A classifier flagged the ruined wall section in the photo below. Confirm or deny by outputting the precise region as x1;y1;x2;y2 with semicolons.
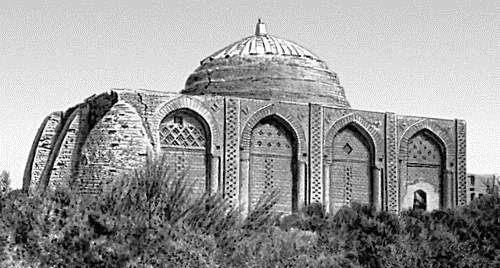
77;100;151;194
47;109;81;190
22;112;63;193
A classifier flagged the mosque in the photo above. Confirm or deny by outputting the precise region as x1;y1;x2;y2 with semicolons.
23;20;467;214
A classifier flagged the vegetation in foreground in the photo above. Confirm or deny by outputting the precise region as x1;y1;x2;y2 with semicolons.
0;159;499;268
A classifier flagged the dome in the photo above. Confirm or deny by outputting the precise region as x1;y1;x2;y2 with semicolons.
183;19;350;107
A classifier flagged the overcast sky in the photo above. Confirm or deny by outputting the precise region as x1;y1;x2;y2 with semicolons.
1;0;499;188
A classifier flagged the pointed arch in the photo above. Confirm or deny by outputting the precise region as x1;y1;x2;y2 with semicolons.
154;96;220;155
399;119;454;166
399;119;454;210
324;113;383;161
240;104;307;157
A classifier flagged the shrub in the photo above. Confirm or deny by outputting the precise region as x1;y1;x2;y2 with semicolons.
1;159;499;267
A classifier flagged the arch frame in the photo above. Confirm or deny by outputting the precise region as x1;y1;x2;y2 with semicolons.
153;95;221;156
398;119;455;167
323;113;383;212
398;119;456;210
324;113;384;164
240;103;307;161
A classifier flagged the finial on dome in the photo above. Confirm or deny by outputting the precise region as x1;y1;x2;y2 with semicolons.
255;18;267;36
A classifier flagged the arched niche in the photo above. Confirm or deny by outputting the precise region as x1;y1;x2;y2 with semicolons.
328;123;377;213
247;115;298;213
401;129;445;211
239;104;307;215
159;109;212;197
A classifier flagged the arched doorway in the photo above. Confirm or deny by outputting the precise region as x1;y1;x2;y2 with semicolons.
330;125;374;211
159;109;210;197
248;116;298;213
405;130;444;210
413;190;427;210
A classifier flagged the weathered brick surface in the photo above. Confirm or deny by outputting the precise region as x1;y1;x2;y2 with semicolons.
48;109;81;189
25;87;466;216
27;112;63;193
78;101;151;194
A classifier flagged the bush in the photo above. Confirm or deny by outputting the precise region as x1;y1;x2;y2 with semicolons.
1;159;499;267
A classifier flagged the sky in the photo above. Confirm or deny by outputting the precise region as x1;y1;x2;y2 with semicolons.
0;0;498;189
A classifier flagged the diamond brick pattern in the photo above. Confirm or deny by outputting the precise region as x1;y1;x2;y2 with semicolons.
250;119;295;213
309;104;323;204
224;99;240;208
160;115;206;148
456;120;467;206
385;113;399;213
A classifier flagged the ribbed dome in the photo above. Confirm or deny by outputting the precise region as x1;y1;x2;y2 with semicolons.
183;20;350;107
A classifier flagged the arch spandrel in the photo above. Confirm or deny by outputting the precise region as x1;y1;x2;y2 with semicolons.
153;95;221;156
324;113;384;163
240;104;307;160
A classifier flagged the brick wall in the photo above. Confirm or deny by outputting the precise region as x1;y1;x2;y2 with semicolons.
249;118;296;213
160;110;209;198
330;126;372;212
402;131;443;210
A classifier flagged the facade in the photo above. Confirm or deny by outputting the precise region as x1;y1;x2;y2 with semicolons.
23;20;467;214
466;174;498;203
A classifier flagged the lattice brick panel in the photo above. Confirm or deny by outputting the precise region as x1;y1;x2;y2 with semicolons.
309;104;323;203
344;166;352;205
456;120;467;206
224;99;240;208
385;113;398;213
160;113;206;148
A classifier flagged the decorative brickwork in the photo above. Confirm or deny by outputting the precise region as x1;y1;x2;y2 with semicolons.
399;119;454;210
224;98;240;208
263;158;275;192
154;96;220;155
309;104;323;204
160;113;207;148
344;166;352;204
385;113;398;213
399;120;455;163
456;120;467;206
330;127;372;208
241;103;307;157
160;110;209;197
404;131;444;210
324;113;383;160
249;118;295;213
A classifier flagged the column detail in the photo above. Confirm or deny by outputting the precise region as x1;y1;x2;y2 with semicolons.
224;98;240;209
455;119;467;206
385;112;399;213
309;104;323;204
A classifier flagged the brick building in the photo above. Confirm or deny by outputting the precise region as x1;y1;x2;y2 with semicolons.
23;20;467;214
466;174;499;203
